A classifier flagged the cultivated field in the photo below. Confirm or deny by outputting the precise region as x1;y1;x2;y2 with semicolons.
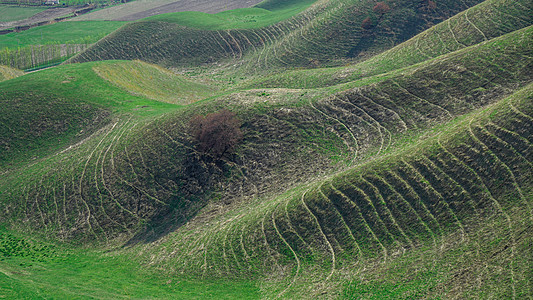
73;0;264;21
0;21;125;70
0;6;81;30
0;5;45;23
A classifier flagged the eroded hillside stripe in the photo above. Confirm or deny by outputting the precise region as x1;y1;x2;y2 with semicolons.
438;137;517;299
364;174;419;248
101;119;137;219
301;189;336;280
284;194;315;255
337;95;387;155
362;174;414;250
272;203;300;299
357;90;408;132
321;182;362;255
447;19;467;47
309;97;358;164
93;121;130;238
334;181;387;259
465;9;488;41
357;176;398;249
486;122;533;162
469;120;532;219
408;157;466;241
79;121;118;239
384;170;438;246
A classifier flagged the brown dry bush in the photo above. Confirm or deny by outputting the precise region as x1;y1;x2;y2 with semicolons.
190;109;243;158
373;2;391;15
361;17;373;30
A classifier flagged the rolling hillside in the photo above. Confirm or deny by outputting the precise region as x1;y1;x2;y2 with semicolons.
0;0;532;298
70;0;484;69
251;0;532;88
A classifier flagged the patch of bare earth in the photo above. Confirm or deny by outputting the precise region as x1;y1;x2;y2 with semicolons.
0;6;82;30
72;0;263;21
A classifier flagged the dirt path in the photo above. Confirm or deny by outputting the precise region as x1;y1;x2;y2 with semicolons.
72;0;263;21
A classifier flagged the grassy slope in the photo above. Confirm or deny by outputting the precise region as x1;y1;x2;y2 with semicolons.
0;1;532;299
251;0;533;89
134;83;532;298
0;65;23;81
0;229;260;299
0;5;45;22
0;61;179;171
142;0;316;30
70;0;483;69
2;82;531;298
0;21;126;49
93;60;219;105
2;19;531;242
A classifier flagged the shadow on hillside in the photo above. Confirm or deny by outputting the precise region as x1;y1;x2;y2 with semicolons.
122;153;232;246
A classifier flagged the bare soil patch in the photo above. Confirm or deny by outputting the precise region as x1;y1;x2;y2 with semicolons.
72;0;263;21
0;6;81;30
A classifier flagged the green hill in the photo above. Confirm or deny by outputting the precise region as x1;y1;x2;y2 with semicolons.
251;0;533;88
129;82;533;298
93;60;219;105
3;21;531;246
142;0;317;30
70;0;484;69
0;0;532;298
0;61;188;171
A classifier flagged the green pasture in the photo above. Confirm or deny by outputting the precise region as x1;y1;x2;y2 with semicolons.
0;229;260;299
0;5;45;22
0;21;126;49
142;0;316;30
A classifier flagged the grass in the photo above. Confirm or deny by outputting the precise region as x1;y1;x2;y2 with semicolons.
0;0;532;298
93;60;219;105
0;229;260;299
0;21;126;49
0;5;45;22
0;65;23;81
143;0;317;30
0;61;179;171
250;0;533;89
0;19;126;70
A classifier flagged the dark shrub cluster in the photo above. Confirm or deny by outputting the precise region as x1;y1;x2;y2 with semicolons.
190;109;243;158
373;2;391;15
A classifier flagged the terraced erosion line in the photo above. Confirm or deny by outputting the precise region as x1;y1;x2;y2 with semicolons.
322;182;364;255
260;204;283;271
470;122;532;221
437;136;517;299
272;201;300;299
405;158;466;242
79;121;119;239
103;119;137;219
308;97;358;165
300;189;336;281
335;95;386;156
336;180;389;259
360;175;414;250
464;9;488;41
